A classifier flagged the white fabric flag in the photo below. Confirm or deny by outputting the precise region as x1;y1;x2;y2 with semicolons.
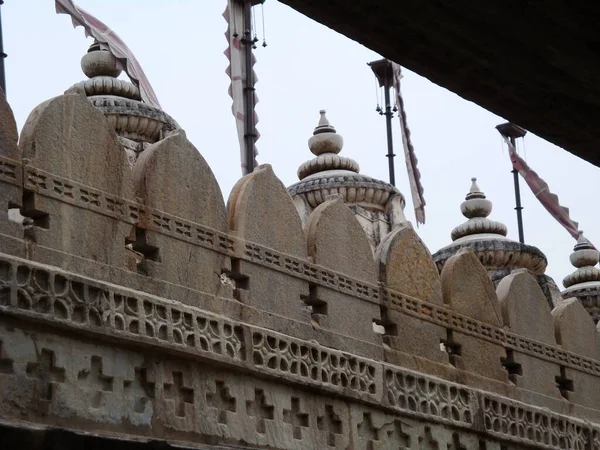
391;62;426;225
223;0;260;175
56;0;161;108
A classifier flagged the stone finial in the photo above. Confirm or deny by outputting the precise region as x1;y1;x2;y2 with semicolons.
563;231;600;288
65;42;179;163
434;176;548;288
451;177;507;241
298;110;359;180
71;42;141;101
81;42;122;79
287;110;405;252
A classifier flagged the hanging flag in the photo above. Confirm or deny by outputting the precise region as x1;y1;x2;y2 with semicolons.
55;0;161;108
391;62;426;225
223;0;260;175
502;135;579;239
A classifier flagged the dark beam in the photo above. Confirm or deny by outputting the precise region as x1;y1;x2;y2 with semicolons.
279;0;600;167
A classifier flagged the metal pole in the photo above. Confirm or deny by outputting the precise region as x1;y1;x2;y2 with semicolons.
0;0;6;95
383;82;396;186
369;59;396;187
511;135;525;243
242;0;256;174
496;122;527;244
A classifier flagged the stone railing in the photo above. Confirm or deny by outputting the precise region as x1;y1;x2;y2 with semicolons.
1;92;600;449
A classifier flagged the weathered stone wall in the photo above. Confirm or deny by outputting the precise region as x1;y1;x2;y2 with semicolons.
1;92;600;449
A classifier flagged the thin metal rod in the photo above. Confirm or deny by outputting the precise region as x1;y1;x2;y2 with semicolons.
0;1;6;95
383;82;396;186
511;135;525;243
242;0;256;174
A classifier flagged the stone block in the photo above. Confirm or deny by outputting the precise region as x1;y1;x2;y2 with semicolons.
375;224;448;368
18;94;132;274
441;248;508;382
0;89;25;256
553;298;600;408
132;131;231;304
227;164;310;324
305;196;382;349
497;270;561;398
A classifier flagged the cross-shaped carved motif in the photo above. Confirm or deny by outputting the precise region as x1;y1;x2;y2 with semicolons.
77;355;114;408
20;191;50;241
124;366;155;413
26;348;65;401
246;388;274;434
283;397;309;440
384;420;411;448
301;283;327;324
229;259;249;301
164;371;194;417
317;404;343;447
555;366;574;400
501;349;523;385
357;412;379;445
449;432;467;450
0;340;13;374
418;426;440;450
441;330;462;366
126;227;160;274
206;380;236;424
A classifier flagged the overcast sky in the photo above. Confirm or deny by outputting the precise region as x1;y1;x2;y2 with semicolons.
6;1;599;287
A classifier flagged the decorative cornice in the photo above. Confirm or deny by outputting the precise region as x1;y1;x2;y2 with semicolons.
89;97;179;143
433;239;548;275
288;174;401;209
68;77;141;101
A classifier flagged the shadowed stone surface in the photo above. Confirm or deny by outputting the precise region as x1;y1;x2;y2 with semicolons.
441;248;507;383
497;271;561;398
305;196;381;349
553;298;600;408
18;94;132;273
133;131;230;304
228;164;310;323
0;88;24;256
376;224;448;368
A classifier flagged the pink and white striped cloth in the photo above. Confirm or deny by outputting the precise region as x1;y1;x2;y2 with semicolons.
56;0;161;109
502;135;580;240
391;62;426;225
223;0;260;175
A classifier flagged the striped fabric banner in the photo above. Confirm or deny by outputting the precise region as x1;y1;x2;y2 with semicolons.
223;0;260;175
56;0;161;108
391;62;426;225
502;135;579;239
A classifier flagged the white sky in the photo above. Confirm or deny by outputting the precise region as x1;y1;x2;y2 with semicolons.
6;0;600;287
